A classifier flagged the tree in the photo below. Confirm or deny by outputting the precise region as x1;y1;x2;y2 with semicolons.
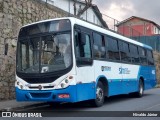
73;0;93;17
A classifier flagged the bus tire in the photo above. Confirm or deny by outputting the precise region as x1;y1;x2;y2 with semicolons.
134;80;144;98
91;81;104;107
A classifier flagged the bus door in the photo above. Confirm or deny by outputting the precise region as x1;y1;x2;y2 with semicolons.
74;26;95;102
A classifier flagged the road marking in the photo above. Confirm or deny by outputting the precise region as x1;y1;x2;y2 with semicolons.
143;103;160;110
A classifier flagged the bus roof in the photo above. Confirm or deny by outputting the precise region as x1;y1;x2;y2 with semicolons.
22;17;152;50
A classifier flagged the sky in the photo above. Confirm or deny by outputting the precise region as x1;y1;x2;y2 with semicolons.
93;0;160;29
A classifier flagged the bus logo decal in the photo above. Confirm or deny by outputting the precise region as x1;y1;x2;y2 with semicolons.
119;67;130;74
101;66;111;71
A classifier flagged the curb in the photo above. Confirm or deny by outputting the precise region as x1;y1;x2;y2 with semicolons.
0;102;47;111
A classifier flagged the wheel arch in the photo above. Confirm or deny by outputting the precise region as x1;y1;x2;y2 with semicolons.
96;75;109;97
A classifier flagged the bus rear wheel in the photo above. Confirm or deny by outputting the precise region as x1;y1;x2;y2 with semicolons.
91;81;104;107
134;80;144;98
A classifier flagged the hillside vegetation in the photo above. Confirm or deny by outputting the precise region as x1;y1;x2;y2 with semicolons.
154;52;160;86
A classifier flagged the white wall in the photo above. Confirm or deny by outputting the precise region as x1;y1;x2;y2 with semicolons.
42;0;103;27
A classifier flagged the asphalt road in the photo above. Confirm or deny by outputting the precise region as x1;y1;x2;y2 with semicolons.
2;88;160;120
16;88;160;111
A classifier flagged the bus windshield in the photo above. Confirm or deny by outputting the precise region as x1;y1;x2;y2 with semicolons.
16;19;72;74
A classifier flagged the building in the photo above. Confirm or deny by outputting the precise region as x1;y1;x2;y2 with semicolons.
43;0;108;28
116;16;160;52
116;16;160;37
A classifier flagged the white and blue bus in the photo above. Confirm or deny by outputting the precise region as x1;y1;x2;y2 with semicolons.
15;17;157;107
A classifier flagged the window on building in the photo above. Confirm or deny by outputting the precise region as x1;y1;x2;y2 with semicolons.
97;19;99;25
106;36;120;61
93;15;95;23
119;41;131;62
93;32;105;59
155;27;157;34
129;44;140;64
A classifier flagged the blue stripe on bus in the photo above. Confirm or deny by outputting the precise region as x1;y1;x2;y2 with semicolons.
16;85;77;102
76;82;95;101
96;66;156;97
137;66;157;90
16;66;156;102
16;83;96;102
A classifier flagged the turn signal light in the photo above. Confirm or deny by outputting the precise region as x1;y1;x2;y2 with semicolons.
17;81;19;85
20;85;23;89
69;76;73;79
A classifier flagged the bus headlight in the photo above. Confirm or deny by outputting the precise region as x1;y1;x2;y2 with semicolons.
56;76;73;89
15;80;24;90
61;83;65;88
17;81;20;85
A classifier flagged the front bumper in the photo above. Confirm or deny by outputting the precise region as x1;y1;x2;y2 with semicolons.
15;85;77;103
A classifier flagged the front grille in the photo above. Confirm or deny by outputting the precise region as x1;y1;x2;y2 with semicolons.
28;86;54;89
30;92;51;98
29;86;39;89
43;86;54;89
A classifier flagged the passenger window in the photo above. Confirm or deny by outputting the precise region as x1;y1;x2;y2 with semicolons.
147;50;154;65
138;47;147;65
93;33;106;59
129;44;140;64
75;31;80;57
75;31;91;58
106;36;120;61
119;41;131;62
84;35;91;58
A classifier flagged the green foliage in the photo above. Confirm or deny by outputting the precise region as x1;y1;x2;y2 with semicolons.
158;55;160;64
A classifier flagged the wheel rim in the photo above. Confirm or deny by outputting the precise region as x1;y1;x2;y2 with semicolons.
96;87;104;102
140;84;143;95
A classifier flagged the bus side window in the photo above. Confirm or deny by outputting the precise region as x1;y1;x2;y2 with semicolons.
106;36;120;61
93;32;105;59
119;41;131;62
75;31;80;57
75;31;91;58
147;50;154;65
138;47;147;65
83;34;91;58
129;44;140;64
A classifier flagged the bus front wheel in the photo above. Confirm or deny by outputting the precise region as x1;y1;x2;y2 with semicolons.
91;81;104;107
